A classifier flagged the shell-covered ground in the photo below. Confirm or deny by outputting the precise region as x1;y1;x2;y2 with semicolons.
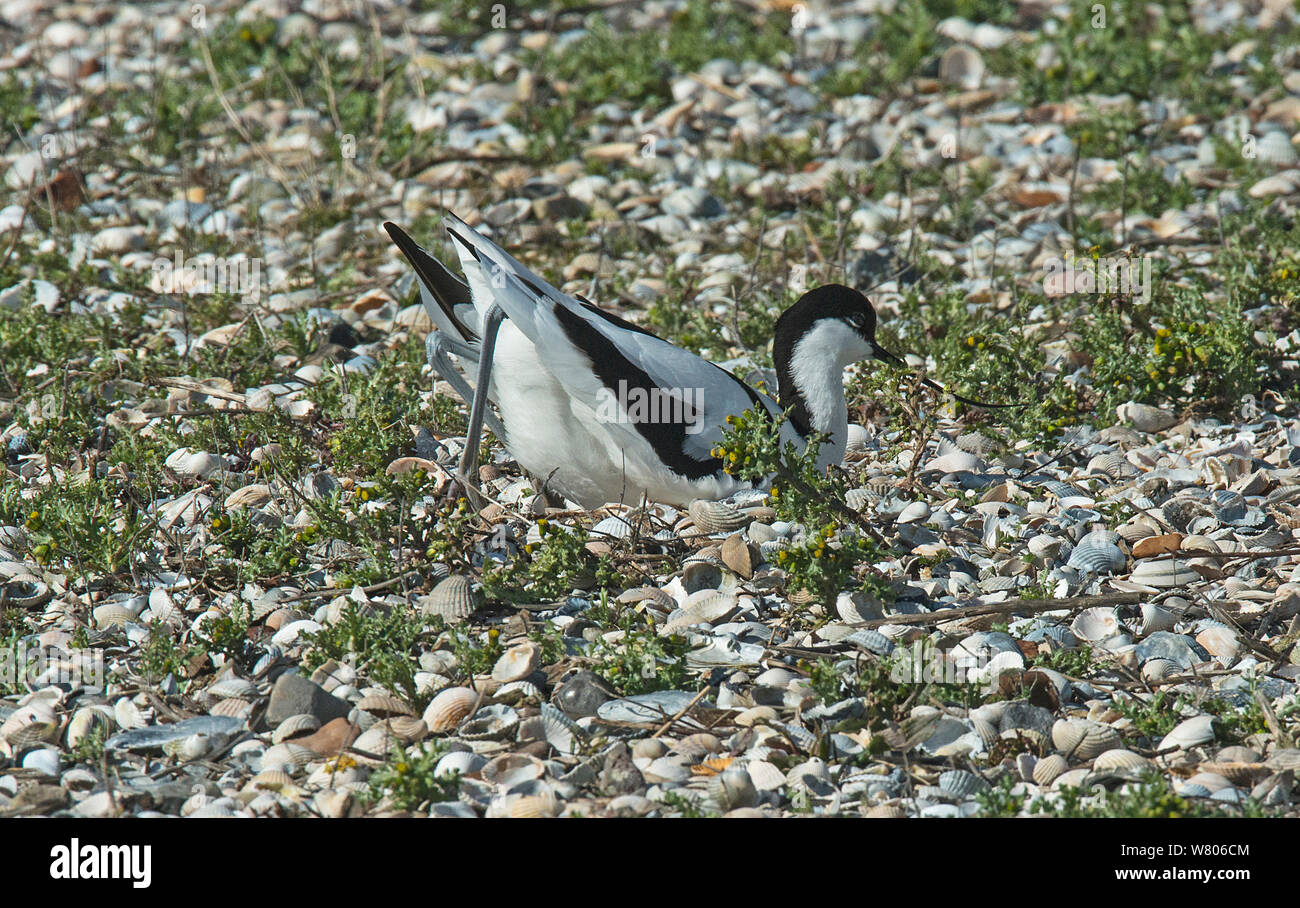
2;0;1300;818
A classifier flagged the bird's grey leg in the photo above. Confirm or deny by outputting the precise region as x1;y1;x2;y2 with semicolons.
457;304;505;502
425;330;506;440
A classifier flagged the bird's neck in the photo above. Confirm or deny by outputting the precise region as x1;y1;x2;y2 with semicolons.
775;321;851;465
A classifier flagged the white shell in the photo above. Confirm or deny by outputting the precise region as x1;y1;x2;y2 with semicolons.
423;686;479;733
1051;718;1121;760
491;642;542;683
1159;715;1216;751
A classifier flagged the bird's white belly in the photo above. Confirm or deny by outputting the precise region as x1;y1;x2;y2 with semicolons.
489;328;624;506
488;328;750;508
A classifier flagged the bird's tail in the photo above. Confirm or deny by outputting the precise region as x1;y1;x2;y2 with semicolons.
383;221;478;344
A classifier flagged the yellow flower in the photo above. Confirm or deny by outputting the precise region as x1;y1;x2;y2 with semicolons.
1156;327;1170;338
966;335;976;347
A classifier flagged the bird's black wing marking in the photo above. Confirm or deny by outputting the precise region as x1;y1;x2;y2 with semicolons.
552;303;724;481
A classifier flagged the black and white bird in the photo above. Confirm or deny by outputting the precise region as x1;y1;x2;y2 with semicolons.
384;214;992;509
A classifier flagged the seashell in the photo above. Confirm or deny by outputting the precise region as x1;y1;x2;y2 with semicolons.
1140;658;1180;682
224;484;273;509
1138;603;1177;636
709;767;759;810
164;447;228;479
1129;559;1200;588
1032;754;1068;786
480;752;544;787
845;488;873;511
1158;715;1216;751
1093;749;1152;774
383;716;429;744
1051;718;1121;760
92;603;138;629
351;725;400;760
251;769;293;791
210;698;253;720
507;792;560;818
423;686;480;733
436;750;486;778
356;693;416;718
590;514;635;539
1087;453;1137;479
539;703;582;755
687;499;752;534
206;678;260;701
458;703;519;741
65;707;114;750
864;803;907;818
421;574;479;624
660;589;740;635
1070;607;1120;642
759;539;789;561
720;532;758;579
1117;521;1157;544
1257;130;1299;166
938;769;989;798
1195;623;1240;664
162;733;214;762
272;713;320;744
844;628;893;655
1027;534;1066;558
494;680;543;704
492;642;542;683
1067;541;1127;574
681;558;738;594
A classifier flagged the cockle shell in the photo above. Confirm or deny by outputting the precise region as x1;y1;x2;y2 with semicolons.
272;714;320;744
938;769;989;798
1093;749;1152;774
1051;718;1121;760
709;767;759;810
356;693;416;718
458;703;518;741
1070;607;1120;642
480;752;545;787
423;686;479;733
1138;603;1177;636
720;532;758;579
164;447;228;479
224;484;273;509
1158;715;1216;751
421;574;479;624
491;642;541;683
660;589;739;636
206;678;260;701
65;707;114;750
1066;541;1127;574
687;499;752;534
1032;754;1068;786
1087;453;1138;479
1140;658;1180;682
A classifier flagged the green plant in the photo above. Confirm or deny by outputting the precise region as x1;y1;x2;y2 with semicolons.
713;406;891;606
366;741;459;811
975;775;1028;817
587;610;691;696
302;603;431;707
